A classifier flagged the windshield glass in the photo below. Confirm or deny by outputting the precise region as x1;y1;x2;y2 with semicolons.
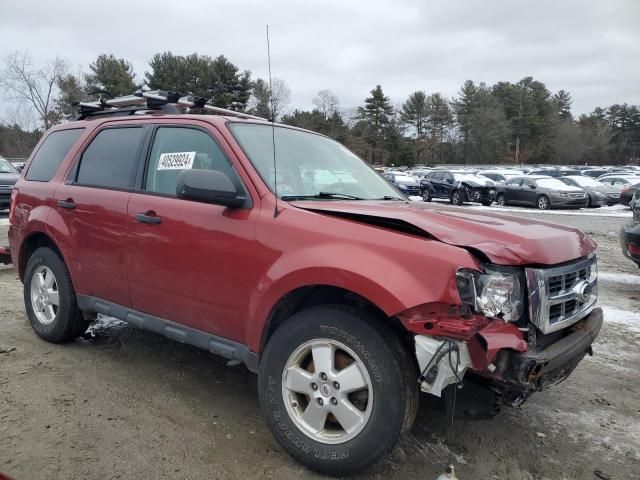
0;158;18;174
570;176;602;187
537;178;572;189
229;123;403;200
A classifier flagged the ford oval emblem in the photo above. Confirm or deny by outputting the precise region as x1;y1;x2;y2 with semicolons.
573;280;593;302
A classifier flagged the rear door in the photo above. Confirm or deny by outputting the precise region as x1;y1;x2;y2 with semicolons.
53;124;147;306
126;123;259;340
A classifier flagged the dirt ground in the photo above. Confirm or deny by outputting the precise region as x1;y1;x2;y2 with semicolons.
1;208;639;480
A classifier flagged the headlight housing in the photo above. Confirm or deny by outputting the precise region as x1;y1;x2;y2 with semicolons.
595;191;606;198
456;268;524;322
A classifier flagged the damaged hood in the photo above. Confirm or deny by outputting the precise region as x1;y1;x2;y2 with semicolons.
290;200;597;266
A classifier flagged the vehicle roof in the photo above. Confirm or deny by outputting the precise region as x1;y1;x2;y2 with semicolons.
49;112;315;135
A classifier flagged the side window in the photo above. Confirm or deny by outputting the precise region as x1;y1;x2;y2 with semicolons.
144;127;237;196
432;172;443;180
522;179;533;188
26;129;84;182
506;178;522;186
76;127;144;189
443;173;453;182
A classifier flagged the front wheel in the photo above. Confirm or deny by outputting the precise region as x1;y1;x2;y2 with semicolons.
496;194;506;206
481;199;493;206
537;195;551;210
258;306;418;476
422;189;432;202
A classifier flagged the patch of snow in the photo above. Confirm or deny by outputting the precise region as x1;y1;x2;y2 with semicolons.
408;195;423;202
598;271;640;285
601;306;640;334
466;204;632;218
85;314;127;336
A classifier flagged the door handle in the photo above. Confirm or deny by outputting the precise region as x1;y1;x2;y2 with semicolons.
135;212;161;224
58;199;76;210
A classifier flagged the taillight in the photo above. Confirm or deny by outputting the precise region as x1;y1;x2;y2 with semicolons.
621;186;630;193
628;243;640;256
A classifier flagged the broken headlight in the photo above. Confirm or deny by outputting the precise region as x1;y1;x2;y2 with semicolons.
456;268;524;321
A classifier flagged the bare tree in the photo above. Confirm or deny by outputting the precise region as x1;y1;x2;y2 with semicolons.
313;89;340;119
1;51;69;129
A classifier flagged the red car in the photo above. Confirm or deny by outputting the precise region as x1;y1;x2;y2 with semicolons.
8;98;602;475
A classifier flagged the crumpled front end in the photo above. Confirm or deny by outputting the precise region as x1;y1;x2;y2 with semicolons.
401;254;602;412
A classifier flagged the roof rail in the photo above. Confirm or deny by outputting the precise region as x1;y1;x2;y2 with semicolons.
75;90;267;121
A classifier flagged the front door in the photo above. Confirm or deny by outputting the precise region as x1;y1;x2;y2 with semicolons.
53;125;146;306
126;124;259;341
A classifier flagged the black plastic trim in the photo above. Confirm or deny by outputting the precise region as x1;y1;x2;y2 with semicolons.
76;295;260;373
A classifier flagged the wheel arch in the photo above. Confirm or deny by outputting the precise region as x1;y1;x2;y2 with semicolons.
18;231;71;285
256;284;415;361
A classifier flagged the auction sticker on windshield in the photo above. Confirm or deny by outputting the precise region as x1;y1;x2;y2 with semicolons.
157;151;196;170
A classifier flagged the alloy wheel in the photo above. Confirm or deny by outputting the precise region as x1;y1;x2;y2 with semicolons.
281;338;373;444
30;265;59;325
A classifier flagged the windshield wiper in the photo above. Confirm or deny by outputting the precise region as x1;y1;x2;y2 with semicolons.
282;192;365;200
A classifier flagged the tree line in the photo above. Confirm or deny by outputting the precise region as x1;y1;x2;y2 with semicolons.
1;50;638;166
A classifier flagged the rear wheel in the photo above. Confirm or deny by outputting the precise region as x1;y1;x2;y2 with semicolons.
496;194;506;206
537;195;551;210
24;247;87;343
258;306;418;476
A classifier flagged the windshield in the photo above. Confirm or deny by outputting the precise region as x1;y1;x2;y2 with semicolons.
0;158;18;174
229;123;403;200
570;176;602;187
537;178;572;189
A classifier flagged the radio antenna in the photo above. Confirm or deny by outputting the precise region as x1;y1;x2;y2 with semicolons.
266;24;280;218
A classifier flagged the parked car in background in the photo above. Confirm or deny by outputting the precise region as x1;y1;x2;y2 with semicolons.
420;169;496;205
620;189;640;268
558;176;620;207
619;182;640;206
496;176;587;210
382;171;421;196
526;168;562;178
0;157;20;210
477;169;523;183
597;175;640;199
582;168;610;178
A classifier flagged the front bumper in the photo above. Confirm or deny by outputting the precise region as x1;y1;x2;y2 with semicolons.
496;308;602;396
466;187;496;204
550;196;588;208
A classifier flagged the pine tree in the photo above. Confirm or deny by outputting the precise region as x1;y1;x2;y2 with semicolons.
85;54;136;97
552;90;573;119
357;85;393;164
400;91;428;163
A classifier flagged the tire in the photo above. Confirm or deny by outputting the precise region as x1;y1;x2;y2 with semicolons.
422;189;432;202
537;195;550;210
496;194;506;207
451;189;464;206
481;199;493;206
24;247;87;343
258;306;418;476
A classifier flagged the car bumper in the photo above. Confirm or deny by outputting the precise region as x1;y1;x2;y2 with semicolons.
620;222;640;266
550;197;587;208
468;188;496;203
480;308;602;405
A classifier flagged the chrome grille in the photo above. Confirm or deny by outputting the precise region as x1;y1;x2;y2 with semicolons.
526;255;598;334
568;193;585;198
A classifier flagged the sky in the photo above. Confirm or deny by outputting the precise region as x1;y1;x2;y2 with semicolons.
0;0;638;120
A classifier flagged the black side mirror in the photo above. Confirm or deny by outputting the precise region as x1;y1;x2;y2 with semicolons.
446;178;453;184
528;184;536;189
176;169;246;208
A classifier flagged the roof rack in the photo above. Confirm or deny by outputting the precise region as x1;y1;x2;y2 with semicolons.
75;90;267;121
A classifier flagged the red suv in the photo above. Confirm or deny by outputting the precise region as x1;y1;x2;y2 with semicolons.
8;99;602;475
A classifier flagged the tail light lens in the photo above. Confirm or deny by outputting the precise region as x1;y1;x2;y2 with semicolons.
628;243;640;256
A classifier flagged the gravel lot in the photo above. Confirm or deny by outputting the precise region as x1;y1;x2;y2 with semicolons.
1;206;639;480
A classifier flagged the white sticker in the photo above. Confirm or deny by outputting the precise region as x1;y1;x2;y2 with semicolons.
157;151;196;170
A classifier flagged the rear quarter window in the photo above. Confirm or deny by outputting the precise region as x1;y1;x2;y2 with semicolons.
25;128;84;182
